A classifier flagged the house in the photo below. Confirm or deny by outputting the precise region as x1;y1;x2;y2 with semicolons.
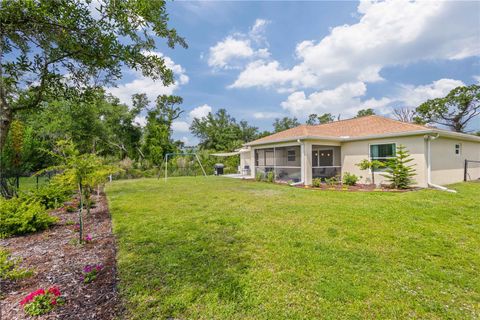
240;115;480;188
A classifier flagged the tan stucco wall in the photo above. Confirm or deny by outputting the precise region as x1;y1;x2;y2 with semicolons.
341;135;428;187
430;138;480;185
248;135;480;186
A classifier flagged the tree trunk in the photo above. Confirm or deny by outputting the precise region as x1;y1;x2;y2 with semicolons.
0;99;12;153
78;182;84;244
0;99;13;198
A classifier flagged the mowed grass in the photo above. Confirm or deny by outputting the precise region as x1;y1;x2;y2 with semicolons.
107;177;480;319
18;175;49;192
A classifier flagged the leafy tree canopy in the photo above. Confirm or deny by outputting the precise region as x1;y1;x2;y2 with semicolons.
306;113;334;125
142;95;184;165
190;109;259;151
355;108;375;118
0;0;186;149
273;117;300;133
415;85;480;132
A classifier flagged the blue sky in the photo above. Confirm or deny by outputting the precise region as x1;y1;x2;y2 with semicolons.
107;0;480;145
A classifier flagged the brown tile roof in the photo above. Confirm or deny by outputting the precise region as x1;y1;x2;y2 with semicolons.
248;115;433;145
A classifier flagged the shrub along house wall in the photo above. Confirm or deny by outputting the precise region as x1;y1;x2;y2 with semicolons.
341;135;428;187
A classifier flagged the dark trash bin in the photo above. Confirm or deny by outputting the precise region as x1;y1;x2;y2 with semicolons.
214;163;224;175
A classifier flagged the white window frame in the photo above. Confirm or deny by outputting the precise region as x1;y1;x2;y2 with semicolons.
287;148;296;162
455;143;461;156
368;142;396;173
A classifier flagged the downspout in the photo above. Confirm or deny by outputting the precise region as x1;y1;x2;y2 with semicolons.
290;139;305;186
425;133;457;193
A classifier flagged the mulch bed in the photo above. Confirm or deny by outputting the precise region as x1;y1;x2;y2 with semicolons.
241;178;417;192
300;183;417;192
0;194;122;319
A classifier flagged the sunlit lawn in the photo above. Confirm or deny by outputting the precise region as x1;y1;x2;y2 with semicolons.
107;177;480;319
18;175;49;192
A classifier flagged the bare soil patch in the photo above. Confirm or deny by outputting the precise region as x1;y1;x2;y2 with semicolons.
0;194;122;319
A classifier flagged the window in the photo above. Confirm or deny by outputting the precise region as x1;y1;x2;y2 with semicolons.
370;143;396;168
455;144;461;155
287;149;296;162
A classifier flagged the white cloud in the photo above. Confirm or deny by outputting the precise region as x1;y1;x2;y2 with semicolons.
208;37;255;69
207;19;270;69
249;19;270;44
169;104;213;137
252;111;283;119
279;78;464;118
189;104;212;120
281;82;367;116
398;78;465;107
134;116;147;127
231;0;479;90
106;52;188;106
229;60;314;91
473;75;480;84
171;121;190;133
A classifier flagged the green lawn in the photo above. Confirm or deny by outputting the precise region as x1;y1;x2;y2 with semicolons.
107;178;480;319
18;175;49;192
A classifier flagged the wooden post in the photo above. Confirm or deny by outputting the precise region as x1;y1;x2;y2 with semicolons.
464;159;468;182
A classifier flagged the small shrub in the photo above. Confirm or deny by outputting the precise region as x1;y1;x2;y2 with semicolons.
266;171;275;183
20;287;65;316
356;159;385;185
343;172;359;186
312;178;322;187
0;249;33;281
325;176;338;188
65;205;77;213
82;264;103;284
382;144;416;189
26;181;72;209
0;197;57;238
255;172;264;181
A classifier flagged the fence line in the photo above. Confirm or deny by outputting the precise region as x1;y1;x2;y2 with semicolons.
464;159;480;182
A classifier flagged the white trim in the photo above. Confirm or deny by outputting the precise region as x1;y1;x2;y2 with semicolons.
300;141;305;183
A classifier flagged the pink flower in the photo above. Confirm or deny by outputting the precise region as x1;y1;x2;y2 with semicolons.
85;234;92;242
20;288;46;305
48;287;61;297
51;298;57;305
